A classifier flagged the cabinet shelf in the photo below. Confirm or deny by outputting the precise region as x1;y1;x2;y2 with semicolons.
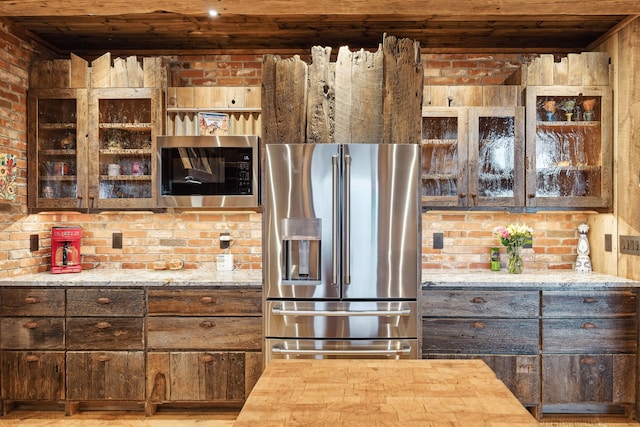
100;175;151;181
40;149;77;156
537;121;600;127
537;165;601;173
38;123;77;130
39;175;76;181
166;107;261;113
422;139;457;145
99;149;152;156
99;123;152;130
422;173;458;180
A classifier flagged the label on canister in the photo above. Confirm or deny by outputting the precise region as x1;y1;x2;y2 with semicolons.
490;247;501;271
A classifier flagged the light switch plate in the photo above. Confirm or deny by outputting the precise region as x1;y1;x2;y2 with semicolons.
433;232;444;249
112;232;123;249
620;235;640;255
30;234;39;252
604;234;612;252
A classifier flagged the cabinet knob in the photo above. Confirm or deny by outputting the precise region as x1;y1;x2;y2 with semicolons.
96;321;112;329
458;193;467;198
527;194;535;198
25;355;41;363
23;321;39;329
24;296;39;304
581;357;597;365
97;297;112;305
201;296;216;304
471;321;486;329
581;322;598;329
199;354;215;363
199;320;216;329
583;297;598;304
97;354;111;362
471;297;487;304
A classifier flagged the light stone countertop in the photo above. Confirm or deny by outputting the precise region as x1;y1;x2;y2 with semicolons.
422;270;640;290
0;268;263;287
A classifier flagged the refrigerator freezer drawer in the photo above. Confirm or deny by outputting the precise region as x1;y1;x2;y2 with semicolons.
265;300;418;339
266;339;418;362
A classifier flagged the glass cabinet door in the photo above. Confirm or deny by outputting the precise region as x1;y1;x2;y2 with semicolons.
525;86;612;209
90;88;159;208
28;89;88;209
420;108;468;207
469;107;525;208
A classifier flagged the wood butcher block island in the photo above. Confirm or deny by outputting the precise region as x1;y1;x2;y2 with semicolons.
234;359;538;426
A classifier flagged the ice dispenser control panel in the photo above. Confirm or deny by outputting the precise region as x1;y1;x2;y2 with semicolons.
282;218;321;284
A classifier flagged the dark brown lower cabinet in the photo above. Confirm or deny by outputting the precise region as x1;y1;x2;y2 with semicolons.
2;351;65;401
66;351;145;401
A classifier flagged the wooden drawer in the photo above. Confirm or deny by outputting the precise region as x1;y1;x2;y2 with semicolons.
542;291;636;317
66;317;144;350
67;289;145;317
542;318;637;353
147;317;262;351
422;290;539;318
0;288;65;316
0;317;65;350
147;289;262;316
2;351;65;401
422;318;539;354
66;351;145;401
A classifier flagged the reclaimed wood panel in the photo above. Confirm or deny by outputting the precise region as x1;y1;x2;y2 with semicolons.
542;291;636;317
2;351;65;401
65;317;144;350
421;290;539;317
147;317;261;350
0;288;65;317
0;317;65;350
306;46;334;144
66;289;145;317
542;318;637;353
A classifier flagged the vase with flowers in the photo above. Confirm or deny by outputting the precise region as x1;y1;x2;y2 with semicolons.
493;223;533;274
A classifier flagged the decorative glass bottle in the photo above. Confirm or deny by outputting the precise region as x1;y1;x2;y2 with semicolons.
574;223;592;273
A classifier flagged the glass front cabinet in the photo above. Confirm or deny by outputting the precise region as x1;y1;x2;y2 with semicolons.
89;88;161;209
525;86;612;209
28;89;89;209
28;88;162;210
421;106;524;208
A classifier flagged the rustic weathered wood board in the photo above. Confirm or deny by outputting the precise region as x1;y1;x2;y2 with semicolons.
234;359;538;426
525;52;610;86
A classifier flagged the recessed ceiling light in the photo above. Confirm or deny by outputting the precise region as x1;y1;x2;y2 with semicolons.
209;9;219;17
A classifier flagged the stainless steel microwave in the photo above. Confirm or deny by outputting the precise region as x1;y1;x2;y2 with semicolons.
156;135;259;208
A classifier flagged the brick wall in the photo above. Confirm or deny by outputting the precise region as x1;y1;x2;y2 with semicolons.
1;28;592;277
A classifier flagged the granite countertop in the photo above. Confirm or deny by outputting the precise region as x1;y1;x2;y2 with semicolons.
0;269;263;287
422;270;640;290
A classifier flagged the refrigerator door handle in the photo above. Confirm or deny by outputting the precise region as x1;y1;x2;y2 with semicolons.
272;344;412;357
271;305;413;316
331;154;340;286
343;154;351;284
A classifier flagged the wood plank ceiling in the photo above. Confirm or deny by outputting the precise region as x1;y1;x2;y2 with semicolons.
1;0;640;56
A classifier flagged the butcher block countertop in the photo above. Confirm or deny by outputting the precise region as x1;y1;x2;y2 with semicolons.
234;359;538;426
0;269;262;287
422;270;640;290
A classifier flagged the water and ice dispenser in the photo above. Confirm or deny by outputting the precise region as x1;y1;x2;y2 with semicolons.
282;218;321;284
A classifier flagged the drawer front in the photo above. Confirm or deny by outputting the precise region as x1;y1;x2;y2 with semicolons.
422;290;539;318
147;289;262;316
147;317;262;351
542;291;636;317
423;318;539;354
0;288;65;316
542;318;637;353
66;317;144;350
67;289;145;317
0;317;65;350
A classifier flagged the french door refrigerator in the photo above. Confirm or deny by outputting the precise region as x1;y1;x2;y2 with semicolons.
263;143;421;363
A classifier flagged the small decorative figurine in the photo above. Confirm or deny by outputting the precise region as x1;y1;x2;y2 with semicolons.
575;223;592;273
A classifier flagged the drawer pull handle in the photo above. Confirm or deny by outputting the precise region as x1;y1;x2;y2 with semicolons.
581;357;597;365
96;321;112;329
97;354;111;362
471;322;486;329
25;355;41;362
199;320;216;329
199;355;215;363
23;321;39;329
201;297;216;304
24;296;39;304
471;297;487;304
583;297;597;304
582;322;597;329
97;297;112;305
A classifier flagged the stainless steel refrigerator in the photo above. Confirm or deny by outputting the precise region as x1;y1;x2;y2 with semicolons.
263;143;421;362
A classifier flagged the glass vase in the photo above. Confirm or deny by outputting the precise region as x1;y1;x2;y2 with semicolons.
507;245;524;274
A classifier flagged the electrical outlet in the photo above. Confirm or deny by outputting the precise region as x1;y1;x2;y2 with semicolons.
604;234;612;252
220;232;231;249
112;232;123;249
620;235;640;255
433;232;444;249
30;234;39;252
